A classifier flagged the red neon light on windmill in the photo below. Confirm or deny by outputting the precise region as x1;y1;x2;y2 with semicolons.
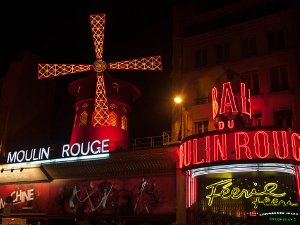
38;14;162;126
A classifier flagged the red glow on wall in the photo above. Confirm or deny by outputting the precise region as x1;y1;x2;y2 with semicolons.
179;129;300;169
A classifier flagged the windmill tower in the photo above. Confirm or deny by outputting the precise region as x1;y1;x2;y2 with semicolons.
38;14;162;151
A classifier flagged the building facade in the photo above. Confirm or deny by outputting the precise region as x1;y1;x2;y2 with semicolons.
171;0;300;224
1;1;300;225
0;51;178;225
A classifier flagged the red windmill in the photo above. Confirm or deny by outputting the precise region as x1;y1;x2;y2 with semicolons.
38;14;162;128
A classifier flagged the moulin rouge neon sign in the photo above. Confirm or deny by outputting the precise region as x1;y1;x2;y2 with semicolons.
179;130;300;168
6;139;110;164
206;179;298;209
179;82;300;169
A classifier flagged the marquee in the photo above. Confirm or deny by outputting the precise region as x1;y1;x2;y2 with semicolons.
179;129;300;169
5;139;110;165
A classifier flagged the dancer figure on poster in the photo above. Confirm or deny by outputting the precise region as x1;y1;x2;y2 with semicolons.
134;177;162;214
134;177;148;213
100;184;113;208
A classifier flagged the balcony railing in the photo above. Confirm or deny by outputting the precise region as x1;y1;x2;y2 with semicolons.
115;131;173;151
195;97;209;104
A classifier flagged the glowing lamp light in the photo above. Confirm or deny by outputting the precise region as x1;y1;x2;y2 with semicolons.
174;96;183;104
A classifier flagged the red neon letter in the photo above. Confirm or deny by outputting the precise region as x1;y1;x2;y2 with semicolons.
219;82;238;115
179;144;184;168
205;136;211;163
184;141;192;167
291;133;300;161
218;121;225;130
294;165;300;203
254;131;270;158
240;83;251;117
193;138;204;165
228;120;234;129
235;132;252;160
272;131;289;159
213;134;228;161
212;87;219;119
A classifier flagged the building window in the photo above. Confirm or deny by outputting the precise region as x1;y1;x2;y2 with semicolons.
195;48;207;68
270;65;289;91
79;111;88;126
122;107;127;113
82;103;89;109
241;37;256;57
121;116;127;131
195;96;209;104
110;103;117;109
216;43;230;63
267;30;285;51
194;120;208;134
273;109;292;129
241;71;260;95
112;83;119;93
109;112;117;127
251;112;262;127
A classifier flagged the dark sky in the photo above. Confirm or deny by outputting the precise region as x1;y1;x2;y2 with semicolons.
1;0;178;138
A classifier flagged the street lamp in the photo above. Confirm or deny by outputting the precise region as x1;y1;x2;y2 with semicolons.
174;96;182;104
174;96;183;141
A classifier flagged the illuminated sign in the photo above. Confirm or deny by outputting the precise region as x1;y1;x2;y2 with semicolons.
6;139;110;165
179;130;300;169
212;82;251;130
206;179;298;209
1;218;27;225
0;189;35;210
259;211;299;216
269;217;297;222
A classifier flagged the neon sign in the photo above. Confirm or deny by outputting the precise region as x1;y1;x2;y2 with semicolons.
179;130;300;169
0;188;35;210
212;82;251;130
6;139;110;164
269;217;297;222
206;179;298;209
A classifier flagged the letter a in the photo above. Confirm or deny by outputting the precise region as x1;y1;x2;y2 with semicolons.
220;82;238;115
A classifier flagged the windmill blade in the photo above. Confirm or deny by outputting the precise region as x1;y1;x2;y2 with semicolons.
38;64;93;79
93;72;110;126
90;14;106;60
107;56;162;71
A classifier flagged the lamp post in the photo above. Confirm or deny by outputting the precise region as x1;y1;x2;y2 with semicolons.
174;96;183;141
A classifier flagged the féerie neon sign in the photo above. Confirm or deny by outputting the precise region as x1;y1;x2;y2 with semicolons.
206;179;298;209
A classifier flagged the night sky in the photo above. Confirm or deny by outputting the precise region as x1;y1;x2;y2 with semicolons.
1;1;178;139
